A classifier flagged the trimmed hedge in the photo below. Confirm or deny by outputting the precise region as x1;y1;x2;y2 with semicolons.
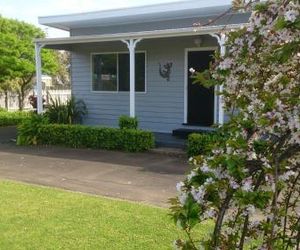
0;111;31;127
119;115;138;130
187;132;225;157
17;121;155;152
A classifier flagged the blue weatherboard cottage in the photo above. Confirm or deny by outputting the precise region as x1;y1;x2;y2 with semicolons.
35;0;250;134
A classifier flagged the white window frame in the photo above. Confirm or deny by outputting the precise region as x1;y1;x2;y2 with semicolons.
90;51;147;94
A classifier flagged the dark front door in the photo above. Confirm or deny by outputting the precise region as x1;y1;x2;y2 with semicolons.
187;50;214;126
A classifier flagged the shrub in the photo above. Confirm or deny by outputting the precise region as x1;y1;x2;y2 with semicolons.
17;119;154;152
187;132;224;157
119;115;138;130
17;114;48;145
45;96;87;124
0;111;31;127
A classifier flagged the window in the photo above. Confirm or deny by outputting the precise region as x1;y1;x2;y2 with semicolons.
118;53;145;92
92;54;117;91
92;52;146;92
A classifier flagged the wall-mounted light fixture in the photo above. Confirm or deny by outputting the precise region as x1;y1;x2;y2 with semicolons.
194;37;203;47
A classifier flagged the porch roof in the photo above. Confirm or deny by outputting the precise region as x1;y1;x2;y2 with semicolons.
39;0;233;31
35;23;248;50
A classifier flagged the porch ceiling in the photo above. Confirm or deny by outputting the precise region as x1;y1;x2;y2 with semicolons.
36;23;248;50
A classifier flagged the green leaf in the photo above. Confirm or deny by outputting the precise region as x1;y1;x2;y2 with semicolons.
274;16;287;30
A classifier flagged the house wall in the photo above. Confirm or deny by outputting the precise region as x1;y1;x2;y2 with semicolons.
71;35;222;133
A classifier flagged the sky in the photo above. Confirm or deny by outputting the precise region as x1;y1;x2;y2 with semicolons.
1;0;183;37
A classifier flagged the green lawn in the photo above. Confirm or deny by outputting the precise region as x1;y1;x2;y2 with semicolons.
0;180;211;250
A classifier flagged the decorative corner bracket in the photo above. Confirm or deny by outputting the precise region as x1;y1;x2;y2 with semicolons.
35;42;45;54
121;38;142;50
209;33;227;57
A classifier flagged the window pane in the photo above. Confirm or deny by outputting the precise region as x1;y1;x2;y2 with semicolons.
92;54;117;91
135;53;145;92
118;53;145;92
118;54;130;91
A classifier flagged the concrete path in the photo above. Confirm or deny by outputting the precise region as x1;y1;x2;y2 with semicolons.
0;141;188;207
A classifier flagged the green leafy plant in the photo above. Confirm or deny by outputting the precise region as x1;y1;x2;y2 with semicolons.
45;96;87;124
17;114;48;145
119;115;139;130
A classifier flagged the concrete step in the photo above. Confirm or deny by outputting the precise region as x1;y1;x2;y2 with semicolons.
154;132;186;149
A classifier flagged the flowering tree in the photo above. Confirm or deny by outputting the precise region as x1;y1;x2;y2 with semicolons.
171;1;300;249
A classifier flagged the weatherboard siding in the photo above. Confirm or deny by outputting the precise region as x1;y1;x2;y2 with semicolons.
71;36;220;132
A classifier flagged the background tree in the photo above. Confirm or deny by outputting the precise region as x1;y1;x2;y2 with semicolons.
51;51;71;89
171;1;300;249
0;80;18;110
0;16;59;110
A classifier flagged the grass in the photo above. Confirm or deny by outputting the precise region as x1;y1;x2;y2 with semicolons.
0;180;212;249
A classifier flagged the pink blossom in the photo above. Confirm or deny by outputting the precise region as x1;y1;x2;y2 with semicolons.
241;178;253;192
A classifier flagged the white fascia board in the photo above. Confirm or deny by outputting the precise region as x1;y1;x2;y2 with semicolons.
38;0;232;30
35;23;247;46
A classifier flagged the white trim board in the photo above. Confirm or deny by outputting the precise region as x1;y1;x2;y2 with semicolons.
184;47;218;125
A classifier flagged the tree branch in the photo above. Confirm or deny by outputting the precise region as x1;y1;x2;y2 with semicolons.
239;171;265;250
212;190;234;248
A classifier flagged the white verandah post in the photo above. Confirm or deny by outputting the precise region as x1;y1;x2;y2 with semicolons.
121;38;142;118
210;33;227;125
35;42;45;114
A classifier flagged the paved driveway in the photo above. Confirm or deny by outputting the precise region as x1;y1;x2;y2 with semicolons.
0;126;17;143
0;141;188;207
